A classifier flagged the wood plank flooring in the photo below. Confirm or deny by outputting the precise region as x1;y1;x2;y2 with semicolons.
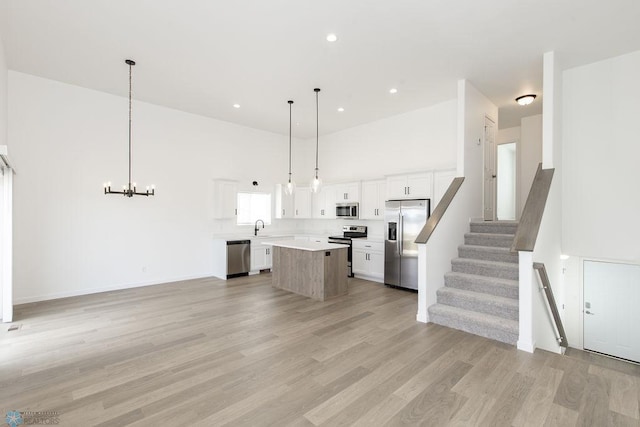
1;274;639;426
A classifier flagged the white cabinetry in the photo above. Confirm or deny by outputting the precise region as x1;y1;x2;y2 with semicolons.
213;180;238;219
294;187;312;219
386;173;432;200
251;245;272;271
312;185;336;219
334;182;360;203
352;240;384;282
360;180;386;220
275;184;295;219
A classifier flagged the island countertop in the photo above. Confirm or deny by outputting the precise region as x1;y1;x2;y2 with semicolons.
262;240;349;252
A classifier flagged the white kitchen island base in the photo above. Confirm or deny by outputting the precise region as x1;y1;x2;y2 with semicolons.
268;240;349;301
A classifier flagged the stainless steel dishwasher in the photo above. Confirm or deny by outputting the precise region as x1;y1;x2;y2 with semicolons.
226;240;251;278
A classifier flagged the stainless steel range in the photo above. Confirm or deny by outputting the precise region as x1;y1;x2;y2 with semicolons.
328;225;367;277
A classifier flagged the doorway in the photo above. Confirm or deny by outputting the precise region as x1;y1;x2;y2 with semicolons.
496;142;517;220
483;117;496;221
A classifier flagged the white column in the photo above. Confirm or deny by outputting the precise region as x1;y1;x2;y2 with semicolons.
1;167;12;322
517;250;535;352
416;244;428;323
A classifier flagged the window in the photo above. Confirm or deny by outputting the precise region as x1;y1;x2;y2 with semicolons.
236;192;271;225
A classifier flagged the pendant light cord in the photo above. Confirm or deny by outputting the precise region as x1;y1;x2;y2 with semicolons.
314;88;320;178
288;100;293;182
128;62;132;189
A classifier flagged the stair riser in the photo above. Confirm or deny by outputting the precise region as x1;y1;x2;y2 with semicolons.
452;261;519;281
470;223;518;235
428;310;518;345
464;234;514;248
437;290;518;321
444;274;519;299
458;247;518;264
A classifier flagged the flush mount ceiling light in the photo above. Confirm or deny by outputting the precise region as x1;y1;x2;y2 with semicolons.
310;88;323;193
326;33;338;42
104;59;155;198
233;104;241;109
516;94;536;106
389;88;398;94
284;100;296;196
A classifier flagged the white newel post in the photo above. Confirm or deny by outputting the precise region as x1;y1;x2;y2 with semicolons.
517;250;535;352
417;244;428;323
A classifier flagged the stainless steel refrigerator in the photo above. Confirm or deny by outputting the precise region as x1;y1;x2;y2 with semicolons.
384;199;430;290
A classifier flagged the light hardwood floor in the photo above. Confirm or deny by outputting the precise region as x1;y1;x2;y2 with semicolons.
1;274;639;426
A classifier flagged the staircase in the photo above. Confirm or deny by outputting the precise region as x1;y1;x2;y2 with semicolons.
428;221;520;345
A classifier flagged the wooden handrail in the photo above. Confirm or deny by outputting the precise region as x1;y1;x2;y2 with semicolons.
511;163;554;252
415;177;464;244
533;262;568;348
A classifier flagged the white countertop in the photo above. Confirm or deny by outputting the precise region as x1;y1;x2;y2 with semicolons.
262;240;349;252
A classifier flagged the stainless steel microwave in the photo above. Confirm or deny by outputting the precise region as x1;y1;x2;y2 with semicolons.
336;202;359;219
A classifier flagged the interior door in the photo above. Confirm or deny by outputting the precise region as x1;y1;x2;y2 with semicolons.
496;142;517;220
483;116;496;221
584;260;640;362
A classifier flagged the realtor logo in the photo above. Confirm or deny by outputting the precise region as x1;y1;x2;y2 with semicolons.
5;411;22;427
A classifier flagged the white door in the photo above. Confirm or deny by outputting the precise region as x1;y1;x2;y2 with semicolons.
584;260;640;363
483;117;496;221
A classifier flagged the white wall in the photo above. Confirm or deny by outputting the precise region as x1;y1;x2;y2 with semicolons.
9;71;293;303
519;115;542;215
498;126;520;145
0;29;8;320
297;99;458;182
563;50;640;262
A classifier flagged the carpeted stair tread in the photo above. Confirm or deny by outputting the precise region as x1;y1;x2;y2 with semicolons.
464;232;515;248
469;221;518;235
451;257;519;280
444;272;519;299
458;244;518;264
436;287;518;321
428;304;518;345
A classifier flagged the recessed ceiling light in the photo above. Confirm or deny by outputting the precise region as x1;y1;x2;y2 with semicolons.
233;104;241;109
326;33;338;42
515;94;536;106
389;88;398;94
337;107;345;112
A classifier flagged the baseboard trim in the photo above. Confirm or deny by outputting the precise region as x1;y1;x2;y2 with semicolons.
14;273;214;305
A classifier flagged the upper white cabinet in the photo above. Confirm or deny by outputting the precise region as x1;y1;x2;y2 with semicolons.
275;184;295;219
433;169;457;208
334;182;360;203
213;180;238;219
386;172;432;200
294;187;312;219
312;185;336;219
360;180;386;220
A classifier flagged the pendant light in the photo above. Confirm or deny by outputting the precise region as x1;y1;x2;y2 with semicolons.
104;59;155;197
284;100;296;195
310;88;322;193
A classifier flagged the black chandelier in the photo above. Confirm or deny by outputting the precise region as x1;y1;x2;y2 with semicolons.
104;59;155;197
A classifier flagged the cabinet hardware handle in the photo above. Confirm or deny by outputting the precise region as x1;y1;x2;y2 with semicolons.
407;186;410;194
282;209;285;216
235;208;237;215
296;209;298;215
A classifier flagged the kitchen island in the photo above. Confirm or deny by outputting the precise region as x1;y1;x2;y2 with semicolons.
264;240;349;301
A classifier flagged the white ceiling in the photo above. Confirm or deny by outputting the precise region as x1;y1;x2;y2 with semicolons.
1;0;639;137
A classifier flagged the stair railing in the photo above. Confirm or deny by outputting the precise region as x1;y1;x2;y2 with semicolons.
511;164;554;252
533;263;568;348
415;177;465;244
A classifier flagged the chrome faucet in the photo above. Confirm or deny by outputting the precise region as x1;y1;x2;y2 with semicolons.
254;219;265;236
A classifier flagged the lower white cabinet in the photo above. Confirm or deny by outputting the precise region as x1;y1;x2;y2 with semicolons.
352;240;384;282
251;245;272;271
